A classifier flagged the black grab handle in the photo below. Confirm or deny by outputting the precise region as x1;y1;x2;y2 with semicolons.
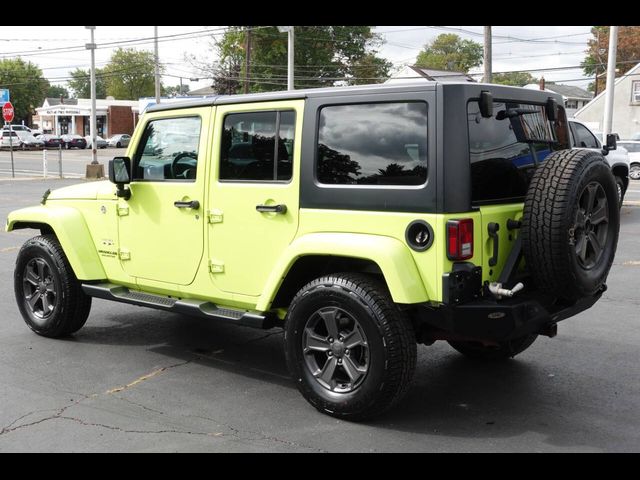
174;200;200;210
256;204;287;214
488;222;500;267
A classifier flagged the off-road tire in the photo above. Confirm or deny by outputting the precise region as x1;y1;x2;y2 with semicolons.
522;149;619;300
284;273;416;421
448;334;538;361
14;235;92;338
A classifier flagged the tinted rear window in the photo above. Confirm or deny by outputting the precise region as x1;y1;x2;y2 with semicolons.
468;101;558;204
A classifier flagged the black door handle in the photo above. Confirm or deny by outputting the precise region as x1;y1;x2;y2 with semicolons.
488;222;500;267
256;204;287;214
174;200;200;210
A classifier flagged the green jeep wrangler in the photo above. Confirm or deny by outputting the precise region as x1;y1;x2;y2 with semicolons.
7;83;620;420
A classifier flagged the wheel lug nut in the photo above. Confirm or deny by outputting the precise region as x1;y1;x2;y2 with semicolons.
328;351;333;356
337;359;342;364
328;337;334;343
345;349;350;355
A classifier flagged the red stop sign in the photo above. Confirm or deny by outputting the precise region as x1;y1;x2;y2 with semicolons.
3;102;14;122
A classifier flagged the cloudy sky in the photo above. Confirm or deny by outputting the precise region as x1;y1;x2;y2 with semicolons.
0;26;596;93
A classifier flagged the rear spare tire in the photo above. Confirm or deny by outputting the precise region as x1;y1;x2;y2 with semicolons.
522;149;619;301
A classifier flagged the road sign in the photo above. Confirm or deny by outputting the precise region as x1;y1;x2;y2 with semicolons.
0;89;9;104
3;101;14;122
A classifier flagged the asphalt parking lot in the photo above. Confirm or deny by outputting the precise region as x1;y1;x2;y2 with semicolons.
0;178;639;452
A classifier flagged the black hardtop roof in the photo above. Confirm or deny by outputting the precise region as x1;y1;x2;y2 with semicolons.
146;82;564;113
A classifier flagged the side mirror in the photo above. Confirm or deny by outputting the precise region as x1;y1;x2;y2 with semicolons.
602;133;617;155
546;97;558;122
479;90;493;118
108;157;132;199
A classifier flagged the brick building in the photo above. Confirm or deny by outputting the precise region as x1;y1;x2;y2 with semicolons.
33;97;139;137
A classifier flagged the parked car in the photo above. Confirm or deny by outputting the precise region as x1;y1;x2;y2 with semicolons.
2;125;33;134
7;84;622;420
60;134;87;149
84;135;108;149
617;141;640;180
568;119;630;206
0;130;22;149
15;132;44;150
39;134;63;149
107;134;131;148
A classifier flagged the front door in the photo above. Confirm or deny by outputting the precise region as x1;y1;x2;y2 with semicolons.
208;100;303;296
117;108;211;286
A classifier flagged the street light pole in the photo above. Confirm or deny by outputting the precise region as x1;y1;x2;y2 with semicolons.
154;26;161;104
86;26;97;165
602;26;619;137
85;26;103;178
277;26;294;90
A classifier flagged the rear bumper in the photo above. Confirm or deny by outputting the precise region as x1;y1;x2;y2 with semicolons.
417;287;605;342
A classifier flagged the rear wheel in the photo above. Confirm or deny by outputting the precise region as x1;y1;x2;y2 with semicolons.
448;334;538;361
284;273;416;421
630;163;640;181
116;142;122;148
14;235;92;338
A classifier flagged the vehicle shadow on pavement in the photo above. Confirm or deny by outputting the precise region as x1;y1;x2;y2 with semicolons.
70;306;293;388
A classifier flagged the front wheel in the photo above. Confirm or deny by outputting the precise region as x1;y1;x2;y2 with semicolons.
630;163;640;181
14;235;92;338
284;273;416;421
448;334;538;361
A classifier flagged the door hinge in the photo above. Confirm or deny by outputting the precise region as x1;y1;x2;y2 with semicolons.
119;249;131;261
117;205;129;217
207;209;223;224
208;259;224;273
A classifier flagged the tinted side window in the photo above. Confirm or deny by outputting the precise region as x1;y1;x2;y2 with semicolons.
317;102;428;186
573;123;599;148
220;110;295;181
133;117;201;181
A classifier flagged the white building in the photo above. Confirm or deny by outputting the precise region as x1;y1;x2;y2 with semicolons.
385;65;475;84
573;62;640;139
34;97;139;137
523;81;593;118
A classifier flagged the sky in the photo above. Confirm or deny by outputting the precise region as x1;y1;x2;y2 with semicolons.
0;26;596;94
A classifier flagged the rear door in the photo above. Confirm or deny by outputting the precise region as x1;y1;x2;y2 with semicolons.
468;100;556;282
207;100;303;297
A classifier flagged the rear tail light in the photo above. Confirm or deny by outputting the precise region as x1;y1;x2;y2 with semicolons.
447;219;474;260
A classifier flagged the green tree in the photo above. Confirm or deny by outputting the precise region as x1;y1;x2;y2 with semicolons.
46;85;70;99
582;26;640;93
67;67;107;98
415;33;483;73
190;26;390;94
103;48;161;100
0;58;49;123
492;71;539;87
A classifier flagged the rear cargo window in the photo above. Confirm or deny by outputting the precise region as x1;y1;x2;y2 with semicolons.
468;101;559;204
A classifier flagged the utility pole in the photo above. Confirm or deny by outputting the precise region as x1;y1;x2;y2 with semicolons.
85;26;103;178
483;26;492;83
154;26;161;104
602;26;619;136
244;26;252;94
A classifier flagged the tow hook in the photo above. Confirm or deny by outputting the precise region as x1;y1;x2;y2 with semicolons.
489;282;524;299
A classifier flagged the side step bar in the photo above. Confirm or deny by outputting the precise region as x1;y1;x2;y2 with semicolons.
81;283;274;329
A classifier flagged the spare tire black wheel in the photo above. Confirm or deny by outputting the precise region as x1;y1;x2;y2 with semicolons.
522;149;620;301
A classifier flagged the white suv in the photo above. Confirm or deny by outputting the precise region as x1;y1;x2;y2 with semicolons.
568;119;630;205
